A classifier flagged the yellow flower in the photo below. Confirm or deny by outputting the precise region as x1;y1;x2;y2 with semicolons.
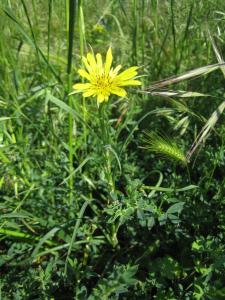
73;47;141;104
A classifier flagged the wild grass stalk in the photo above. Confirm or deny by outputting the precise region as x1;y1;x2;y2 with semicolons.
78;0;88;152
177;2;193;71
20;0;40;65
4;3;62;83
141;0;145;65
170;0;177;72
132;0;138;65
142;131;187;165
47;0;53;62
66;0;76;205
152;0;159;40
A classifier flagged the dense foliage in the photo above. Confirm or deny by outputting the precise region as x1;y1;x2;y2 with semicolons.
0;1;225;299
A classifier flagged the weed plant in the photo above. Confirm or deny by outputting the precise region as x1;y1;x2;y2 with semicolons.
0;1;225;299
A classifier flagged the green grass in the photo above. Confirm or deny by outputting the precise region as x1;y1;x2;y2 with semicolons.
1;0;225;299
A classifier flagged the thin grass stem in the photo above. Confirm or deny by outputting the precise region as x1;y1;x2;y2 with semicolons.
66;0;77;205
47;0;53;62
78;0;87;152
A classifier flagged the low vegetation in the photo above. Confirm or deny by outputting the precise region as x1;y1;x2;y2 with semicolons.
0;1;225;299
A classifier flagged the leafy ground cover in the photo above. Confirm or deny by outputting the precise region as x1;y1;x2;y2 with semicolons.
0;0;225;299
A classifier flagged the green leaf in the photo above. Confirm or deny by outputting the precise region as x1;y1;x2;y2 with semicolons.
88;264;138;300
167;202;185;214
31;227;60;258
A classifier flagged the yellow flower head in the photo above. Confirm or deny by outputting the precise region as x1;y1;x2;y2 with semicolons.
73;47;141;104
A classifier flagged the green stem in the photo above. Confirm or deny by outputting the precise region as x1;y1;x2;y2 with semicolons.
0;228;56;247
132;0;138;65
78;0;87;153
141;0;145;65
66;0;76;205
68;75;74;205
47;0;52;62
99;104;115;195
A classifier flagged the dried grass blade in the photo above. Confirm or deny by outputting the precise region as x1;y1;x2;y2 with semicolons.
186;100;225;161
145;63;225;91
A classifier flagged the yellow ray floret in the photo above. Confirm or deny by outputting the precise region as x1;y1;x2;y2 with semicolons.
73;47;141;103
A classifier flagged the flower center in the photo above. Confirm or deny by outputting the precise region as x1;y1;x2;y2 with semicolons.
94;74;112;90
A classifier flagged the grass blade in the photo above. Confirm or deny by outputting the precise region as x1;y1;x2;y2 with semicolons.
31;227;60;258
66;0;77;205
145;63;225;91
64;199;90;275
4;8;61;83
186;100;225;161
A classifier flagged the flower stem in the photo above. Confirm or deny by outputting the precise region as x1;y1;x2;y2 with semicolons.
99;103;115;195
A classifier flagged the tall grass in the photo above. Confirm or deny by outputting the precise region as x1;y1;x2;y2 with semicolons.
66;0;76;205
78;0;88;153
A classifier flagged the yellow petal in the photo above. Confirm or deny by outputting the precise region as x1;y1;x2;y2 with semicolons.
113;64;122;74
97;93;106;103
78;69;91;80
83;90;96;97
87;52;97;68
110;87;127;97
118;79;141;86
110;64;122;77
117;66;138;80
73;83;91;90
104;47;113;74
82;56;92;73
96;53;103;69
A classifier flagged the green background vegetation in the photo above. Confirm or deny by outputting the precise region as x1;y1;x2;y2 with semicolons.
0;0;225;299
